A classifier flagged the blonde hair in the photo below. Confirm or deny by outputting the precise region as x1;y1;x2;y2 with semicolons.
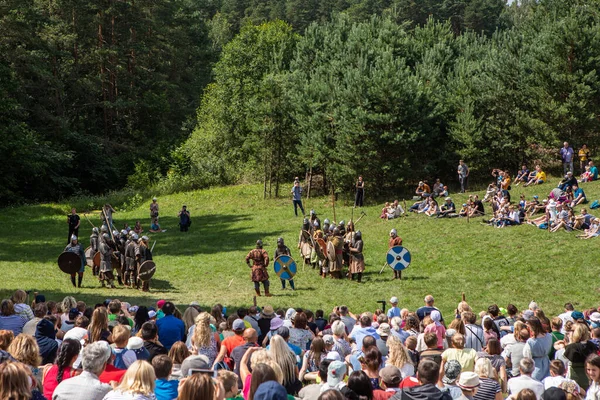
250;349;272;370
61;296;77;313
475;357;497;380
386;336;412;369
572;323;590;343
0;330;14;351
112;325;131;347
457;301;472;314
11;290;27;305
0;362;32;400
193;312;212;348
116;360;156;395
183;307;200;332
268;335;296;385
8;334;41;368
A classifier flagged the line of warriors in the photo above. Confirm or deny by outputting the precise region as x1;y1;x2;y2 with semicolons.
88;225;153;291
297;210;365;282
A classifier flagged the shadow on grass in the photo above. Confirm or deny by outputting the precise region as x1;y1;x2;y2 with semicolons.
0;213;278;264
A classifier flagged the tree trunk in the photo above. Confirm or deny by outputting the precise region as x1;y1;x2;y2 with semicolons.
307;166;312;199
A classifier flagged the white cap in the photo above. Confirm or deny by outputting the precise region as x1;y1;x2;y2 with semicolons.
390;297;399;304
148;310;157;318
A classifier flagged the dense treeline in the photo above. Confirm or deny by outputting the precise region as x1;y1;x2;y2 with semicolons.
185;0;600;198
2;0;600;204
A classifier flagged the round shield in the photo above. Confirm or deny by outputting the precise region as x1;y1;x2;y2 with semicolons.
273;255;297;280
301;242;312;259
317;238;327;257
313;240;325;260
327;241;336;262
138;260;156;281
84;246;94;268
386;246;411;271
93;251;101;268
58;252;82;274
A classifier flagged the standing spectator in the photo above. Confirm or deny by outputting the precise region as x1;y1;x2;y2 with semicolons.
524;317;552;381
156;302;185;351
178;205;191;232
355;176;365;207
291;178;305;217
578;144;590;172
67;208;80;244
53;341;113;400
560;142;575;174
150;197;159;222
387;297;401;319
458;160;469;193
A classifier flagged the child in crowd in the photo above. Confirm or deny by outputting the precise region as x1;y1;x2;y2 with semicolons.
112;325;137;369
218;370;243;399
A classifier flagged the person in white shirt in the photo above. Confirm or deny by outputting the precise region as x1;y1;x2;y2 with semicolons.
558;303;574;335
507;358;544;400
542;360;580;392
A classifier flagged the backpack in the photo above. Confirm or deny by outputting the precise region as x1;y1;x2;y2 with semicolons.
538;223;548;230
590;200;600;209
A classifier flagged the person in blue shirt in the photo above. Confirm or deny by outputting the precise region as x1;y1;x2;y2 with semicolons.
571;184;587;207
152;355;179;400
155;302;185;351
291;178;305;217
515;165;530;186
387;297;401;319
589;161;599;181
416;295;444;322
560;141;575;174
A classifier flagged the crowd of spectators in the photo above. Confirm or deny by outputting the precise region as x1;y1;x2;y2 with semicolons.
2;290;600;400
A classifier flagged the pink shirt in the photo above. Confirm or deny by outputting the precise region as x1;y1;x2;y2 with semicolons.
243;374;252;399
424;323;446;349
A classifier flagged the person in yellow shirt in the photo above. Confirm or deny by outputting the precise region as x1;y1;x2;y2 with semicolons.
579;144;591;172
525;165;546;186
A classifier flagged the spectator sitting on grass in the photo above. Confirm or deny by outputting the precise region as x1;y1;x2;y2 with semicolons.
515;165;530;186
524;165;546;187
437;197;456;218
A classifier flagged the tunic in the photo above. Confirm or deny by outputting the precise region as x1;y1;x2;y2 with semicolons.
64;243;86;273
125;241;137;272
389;236;403;248
99;241;114;280
349;239;365;273
329;236;344;272
246;248;270;282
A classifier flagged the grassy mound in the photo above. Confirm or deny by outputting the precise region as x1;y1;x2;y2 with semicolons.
0;178;598;317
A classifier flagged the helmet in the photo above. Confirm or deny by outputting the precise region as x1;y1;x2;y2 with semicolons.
310;209;315;216
141;236;149;242
101;224;108;233
112;230;119;237
92;227;99;234
152;197;157;201
303;218;309;225
333;227;340;235
102;233;111;240
120;230;127;236
313;221;320;228
256;240;263;248
329;225;335;233
131;233;139;241
390;229;397;237
277;237;284;246
355;231;362;240
71;235;77;241
339;220;345;226
324;219;330;225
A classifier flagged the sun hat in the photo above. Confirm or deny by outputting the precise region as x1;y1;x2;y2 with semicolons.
127;336;144;350
270;317;283;331
376;323;391;337
457;371;480;390
442;360;462;384
379;365;402;385
261;305;275;317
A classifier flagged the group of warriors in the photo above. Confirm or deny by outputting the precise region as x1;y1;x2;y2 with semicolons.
244;209;407;296
61;204;155;291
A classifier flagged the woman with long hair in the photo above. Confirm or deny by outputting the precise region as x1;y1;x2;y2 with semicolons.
248;363;282;400
133;306;149;335
88;307;112;343
385;336;414;379
565;322;596;390
476;338;507;391
268;335;301;395
60;297;77;325
0;361;44;400
289;312;314;351
525;316;552;381
182;306;200;333
168;341;190;379
240;349;273;399
178;372;224;400
42;339;81;399
191;312;220;365
346;370;374;400
299;336;326;381
103;360;156;400
360;346;383;390
0;330;14;351
211;305;225;326
8;334;43;387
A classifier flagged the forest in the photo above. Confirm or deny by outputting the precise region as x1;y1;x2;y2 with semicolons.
1;0;599;204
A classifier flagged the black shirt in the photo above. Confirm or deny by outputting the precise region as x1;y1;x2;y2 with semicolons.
144;341;168;362
68;214;80;228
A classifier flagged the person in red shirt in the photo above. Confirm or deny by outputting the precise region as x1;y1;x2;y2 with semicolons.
212;319;246;369
98;353;126;385
42;339;81;399
388;229;403;280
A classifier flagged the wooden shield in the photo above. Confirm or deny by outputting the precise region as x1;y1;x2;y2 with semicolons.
58;252;81;274
273;255;297;280
317;238;327;256
327;241;336;262
387;246;412;271
138;260;156;281
84;246;94;267
301;242;312;259
93;252;101;268
313;240;325;260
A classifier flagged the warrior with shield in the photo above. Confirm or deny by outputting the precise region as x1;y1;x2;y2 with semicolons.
274;238;295;291
136;236;153;292
298;218;314;268
328;228;344;279
125;233;139;287
389;229;403;279
98;233;116;288
90;227;100;276
64;235;86;287
348;231;364;283
245;240;271;297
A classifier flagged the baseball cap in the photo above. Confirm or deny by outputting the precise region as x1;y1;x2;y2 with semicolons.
232;319;246;331
157;300;165;309
591;312;600;323
254;381;288;400
389;296;398;304
379;365;402;385
148;310;157;319
180;355;210;377
326;351;342;361
323;335;334;345
126;336;144;350
522;310;534;321
571;311;584;321
325;361;347;388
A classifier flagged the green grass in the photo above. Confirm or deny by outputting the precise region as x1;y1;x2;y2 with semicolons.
0;178;598;318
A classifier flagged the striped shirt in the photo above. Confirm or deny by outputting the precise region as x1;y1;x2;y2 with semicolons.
473;378;501;400
14;303;34;321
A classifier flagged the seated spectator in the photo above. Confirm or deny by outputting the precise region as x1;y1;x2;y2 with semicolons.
0;299;27;336
580;165;592;183
440;333;477;373
177;371;223;400
558;172;577;191
127;336;151;361
439;360;462;399
112;325;136;369
415;181;431;198
573;208;593;230
156;302;185;351
42;339;81;399
375;365;402;399
0;361;42;400
515;165;530;186
437;198;456;218
524;165;546;187
576;217;600;239
345;370;374;399
589;160;599;181
11;290;34;321
409;198;428;213
432;179;445;198
391;359;452;399
299;337;326;382
483;183;498;202
103;360;156;400
506;358;544;399
217;369;242;399
419;332;443;367
570;184;586;207
456;372;481;400
505;328;529;378
423;198;439;217
386;200;405;219
168;341;190;379
542;359;580;394
152;355;178;400
380;202;391;219
141;321;168;362
474;357;503;400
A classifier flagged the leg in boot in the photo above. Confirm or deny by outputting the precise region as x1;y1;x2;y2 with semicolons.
348;273;353;281
398;270;402;280
109;279;116;289
281;278;286;290
290;279;295;291
264;281;272;297
78;273;83;288
254;282;261;297
357;272;362;283
70;275;76;287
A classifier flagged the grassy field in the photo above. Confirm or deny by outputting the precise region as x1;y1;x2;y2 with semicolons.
1;177;599;319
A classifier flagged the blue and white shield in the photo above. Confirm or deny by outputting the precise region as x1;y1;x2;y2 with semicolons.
274;255;297;280
386;246;411;271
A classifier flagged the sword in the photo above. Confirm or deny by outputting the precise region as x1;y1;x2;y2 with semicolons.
379;262;388;275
